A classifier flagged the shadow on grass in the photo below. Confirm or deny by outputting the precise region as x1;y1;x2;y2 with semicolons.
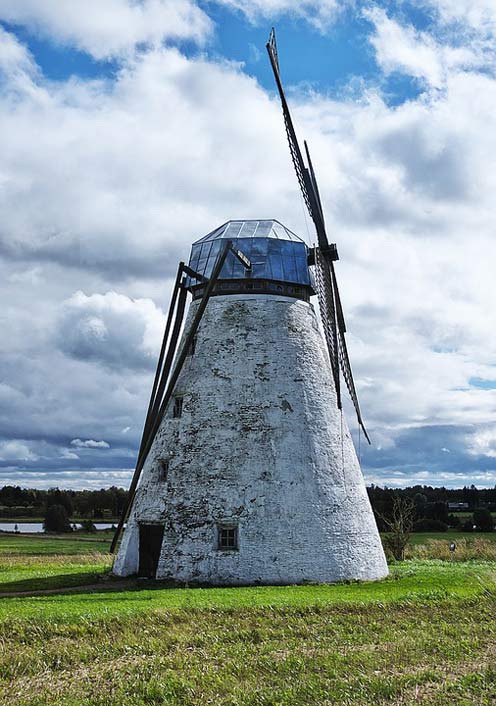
0;571;121;595
0;572;284;598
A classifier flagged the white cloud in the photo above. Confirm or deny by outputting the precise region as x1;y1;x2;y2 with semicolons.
0;24;39;97
423;0;496;35
70;438;111;449
0;25;36;75
364;7;488;89
212;0;342;31
0;440;38;461
467;427;496;459
0;0;212;59
60;449;79;460
56;291;166;370
0;38;292;279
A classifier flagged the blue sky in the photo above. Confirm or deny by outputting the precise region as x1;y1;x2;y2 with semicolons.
2;3;425;100
0;0;496;489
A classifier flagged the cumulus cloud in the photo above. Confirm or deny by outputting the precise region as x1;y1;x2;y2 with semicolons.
364;7;489;89
0;36;293;279
70;438;111;449
0;0;212;59
56;291;165;370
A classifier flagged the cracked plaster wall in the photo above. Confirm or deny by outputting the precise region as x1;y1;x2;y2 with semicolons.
113;294;388;584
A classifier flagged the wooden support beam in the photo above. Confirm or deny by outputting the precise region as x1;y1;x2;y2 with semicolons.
110;241;232;554
139;262;184;457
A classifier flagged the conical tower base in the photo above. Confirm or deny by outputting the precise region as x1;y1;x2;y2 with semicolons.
114;294;388;585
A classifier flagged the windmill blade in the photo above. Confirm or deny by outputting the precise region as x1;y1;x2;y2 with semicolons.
304;140;326;230
266;29;315;224
267;27;371;442
267;30;335;256
329;264;371;444
314;248;341;407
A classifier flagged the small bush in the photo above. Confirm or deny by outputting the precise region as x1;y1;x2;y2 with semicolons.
473;509;494;532
413;518;448;532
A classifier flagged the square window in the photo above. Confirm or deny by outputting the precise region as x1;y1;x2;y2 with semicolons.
172;396;183;419
217;524;238;551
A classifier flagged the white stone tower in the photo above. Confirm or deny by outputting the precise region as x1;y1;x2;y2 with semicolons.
113;220;388;584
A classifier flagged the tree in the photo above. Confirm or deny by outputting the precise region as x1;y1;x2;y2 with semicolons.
473;509;494;532
79;519;97;533
43;504;72;533
46;488;73;516
424;501;449;524
413;492;428;517
379;497;416;561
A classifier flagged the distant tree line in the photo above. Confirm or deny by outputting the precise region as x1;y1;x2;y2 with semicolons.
0;485;128;520
367;484;496;533
1;483;495;533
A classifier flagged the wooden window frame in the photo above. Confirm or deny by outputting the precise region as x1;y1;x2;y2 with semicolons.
217;524;239;551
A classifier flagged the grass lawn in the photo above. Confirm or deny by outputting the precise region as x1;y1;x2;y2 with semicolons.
1;534;496;705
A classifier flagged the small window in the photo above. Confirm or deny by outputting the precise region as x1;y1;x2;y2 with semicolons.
217;524;238;551
158;458;169;481
246;282;254;290
172;396;183;419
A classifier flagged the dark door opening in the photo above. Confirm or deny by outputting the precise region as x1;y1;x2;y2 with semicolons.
138;524;164;578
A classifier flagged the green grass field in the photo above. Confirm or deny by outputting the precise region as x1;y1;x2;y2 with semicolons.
0;531;113;555
1;533;495;705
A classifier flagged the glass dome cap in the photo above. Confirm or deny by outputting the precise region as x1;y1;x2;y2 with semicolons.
187;219;311;287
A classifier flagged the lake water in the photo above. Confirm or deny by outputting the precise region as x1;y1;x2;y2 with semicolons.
0;522;115;533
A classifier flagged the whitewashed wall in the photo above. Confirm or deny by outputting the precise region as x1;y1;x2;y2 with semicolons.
113;294;388;584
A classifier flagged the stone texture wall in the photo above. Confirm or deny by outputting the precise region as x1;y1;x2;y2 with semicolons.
113;293;388;584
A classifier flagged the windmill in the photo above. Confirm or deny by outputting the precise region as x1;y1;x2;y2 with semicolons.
111;32;387;585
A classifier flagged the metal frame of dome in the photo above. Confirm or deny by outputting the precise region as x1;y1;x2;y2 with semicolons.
194;219;305;244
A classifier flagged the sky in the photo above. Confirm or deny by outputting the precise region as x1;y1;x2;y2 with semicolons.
0;0;495;491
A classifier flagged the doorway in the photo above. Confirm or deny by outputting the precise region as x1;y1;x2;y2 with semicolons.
138;523;164;578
